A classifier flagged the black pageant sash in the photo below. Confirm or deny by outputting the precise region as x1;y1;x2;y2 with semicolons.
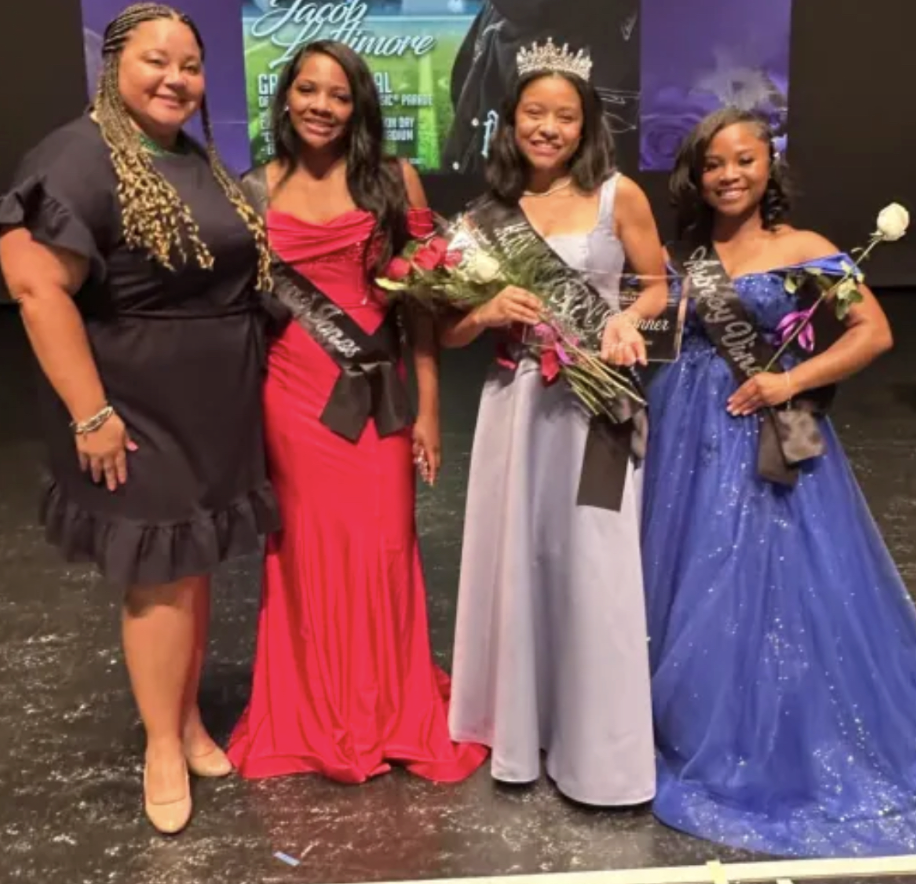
467;196;648;512
243;166;411;443
668;241;830;487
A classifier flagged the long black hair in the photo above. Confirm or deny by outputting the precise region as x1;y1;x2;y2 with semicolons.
669;106;792;241
486;70;615;204
270;40;410;277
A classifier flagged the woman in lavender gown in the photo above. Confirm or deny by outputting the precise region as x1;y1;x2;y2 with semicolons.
442;41;667;805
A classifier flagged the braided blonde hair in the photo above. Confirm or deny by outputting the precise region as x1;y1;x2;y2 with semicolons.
94;3;272;290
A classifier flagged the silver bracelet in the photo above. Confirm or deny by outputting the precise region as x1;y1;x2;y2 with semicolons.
71;405;114;435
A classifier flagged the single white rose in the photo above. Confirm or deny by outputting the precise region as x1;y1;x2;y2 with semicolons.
464;251;502;284
876;203;910;242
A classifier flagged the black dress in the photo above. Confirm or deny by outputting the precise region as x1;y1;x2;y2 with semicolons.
0;115;279;588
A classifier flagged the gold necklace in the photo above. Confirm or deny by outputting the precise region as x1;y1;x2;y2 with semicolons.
523;176;573;198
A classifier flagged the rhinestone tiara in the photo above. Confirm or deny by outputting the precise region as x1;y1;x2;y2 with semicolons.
516;38;593;82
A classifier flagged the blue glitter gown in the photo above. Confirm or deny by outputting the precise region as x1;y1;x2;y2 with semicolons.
642;254;916;857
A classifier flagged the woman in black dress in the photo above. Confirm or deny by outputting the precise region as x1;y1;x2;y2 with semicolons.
0;3;278;834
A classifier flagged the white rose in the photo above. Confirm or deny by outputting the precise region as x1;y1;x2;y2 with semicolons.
464;252;502;284
876;203;910;242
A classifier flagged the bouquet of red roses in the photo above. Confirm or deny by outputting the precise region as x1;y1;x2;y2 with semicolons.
377;218;644;420
378;226;505;310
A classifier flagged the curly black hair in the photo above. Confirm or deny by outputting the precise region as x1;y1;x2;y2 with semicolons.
669;107;791;241
486;70;616;204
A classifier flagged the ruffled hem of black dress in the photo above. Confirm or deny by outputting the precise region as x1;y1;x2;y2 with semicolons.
39;479;281;589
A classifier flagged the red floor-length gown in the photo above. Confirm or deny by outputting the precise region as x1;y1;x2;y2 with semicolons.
228;205;487;783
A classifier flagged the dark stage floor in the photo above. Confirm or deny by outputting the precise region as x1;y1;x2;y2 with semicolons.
1;296;915;884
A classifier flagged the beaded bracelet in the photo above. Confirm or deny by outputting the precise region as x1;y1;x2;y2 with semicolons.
71;405;114;436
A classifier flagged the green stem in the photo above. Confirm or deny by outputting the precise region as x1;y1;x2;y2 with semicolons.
763;237;880;372
570;386;603;416
563;362;643;409
562;372;604;414
574;356;645;404
563;365;614;396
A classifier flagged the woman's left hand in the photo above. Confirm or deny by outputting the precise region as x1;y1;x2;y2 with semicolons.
727;371;795;416
601;313;647;366
412;410;442;486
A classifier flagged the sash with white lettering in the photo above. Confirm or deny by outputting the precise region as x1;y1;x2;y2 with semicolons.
668;241;831;487
243;166;411;443
467;195;647;512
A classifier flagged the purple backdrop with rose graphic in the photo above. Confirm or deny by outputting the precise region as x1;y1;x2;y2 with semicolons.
639;0;792;171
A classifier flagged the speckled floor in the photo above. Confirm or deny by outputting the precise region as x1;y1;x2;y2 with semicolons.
1;296;914;884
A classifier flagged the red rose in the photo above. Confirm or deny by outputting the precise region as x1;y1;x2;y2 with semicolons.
385;256;412;281
444;250;463;268
412;245;442;271
427;237;449;258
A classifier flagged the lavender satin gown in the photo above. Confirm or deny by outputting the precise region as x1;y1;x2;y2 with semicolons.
448;175;656;806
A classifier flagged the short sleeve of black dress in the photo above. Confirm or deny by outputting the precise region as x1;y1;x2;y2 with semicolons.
0;116;115;279
0;115;279;588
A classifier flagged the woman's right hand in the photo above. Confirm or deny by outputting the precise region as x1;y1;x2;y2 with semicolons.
473;286;543;328
75;412;138;491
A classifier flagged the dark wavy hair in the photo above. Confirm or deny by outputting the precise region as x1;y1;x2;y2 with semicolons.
669;107;792;240
270;40;410;277
486;71;615;203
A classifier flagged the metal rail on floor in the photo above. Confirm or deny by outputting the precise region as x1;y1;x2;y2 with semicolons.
306;856;916;884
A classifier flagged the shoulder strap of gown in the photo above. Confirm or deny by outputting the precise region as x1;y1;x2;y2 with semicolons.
597;172;620;231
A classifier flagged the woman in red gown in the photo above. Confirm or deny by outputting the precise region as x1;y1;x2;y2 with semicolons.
228;41;487;783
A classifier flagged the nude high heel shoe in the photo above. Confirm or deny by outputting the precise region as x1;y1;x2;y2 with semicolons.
185;744;233;778
143;763;192;835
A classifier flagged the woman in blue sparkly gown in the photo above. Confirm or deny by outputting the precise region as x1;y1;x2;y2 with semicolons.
642;108;916;857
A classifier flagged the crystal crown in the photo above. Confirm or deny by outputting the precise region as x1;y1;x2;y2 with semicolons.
516;38;593;82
